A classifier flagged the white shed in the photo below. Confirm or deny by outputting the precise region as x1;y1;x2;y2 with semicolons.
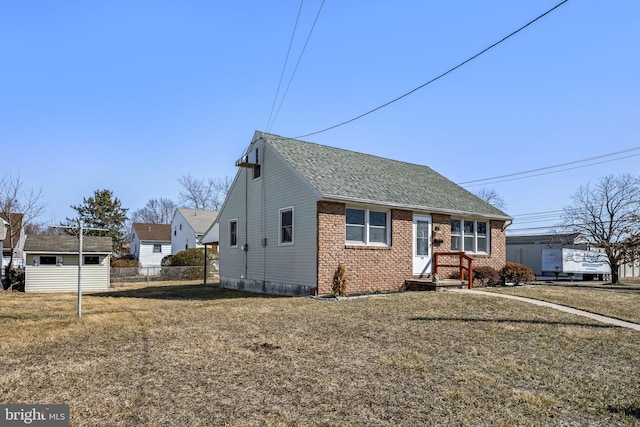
24;235;112;292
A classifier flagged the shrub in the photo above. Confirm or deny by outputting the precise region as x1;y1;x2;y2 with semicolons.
473;266;500;287
500;262;535;285
332;264;348;297
169;248;215;266
447;270;470;281
160;248;218;280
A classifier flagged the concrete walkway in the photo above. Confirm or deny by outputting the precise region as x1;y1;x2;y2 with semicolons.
450;289;640;332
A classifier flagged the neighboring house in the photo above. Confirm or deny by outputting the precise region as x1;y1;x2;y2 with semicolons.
216;131;512;296
507;232;640;278
171;208;218;255
0;218;6;274
1;213;25;270
201;220;220;250
23;235;112;292
130;223;171;272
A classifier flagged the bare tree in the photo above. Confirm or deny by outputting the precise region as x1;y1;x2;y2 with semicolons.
474;187;507;210
0;174;46;288
131;198;177;224
178;174;232;211
561;174;640;284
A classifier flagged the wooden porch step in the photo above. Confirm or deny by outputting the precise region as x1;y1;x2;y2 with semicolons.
404;278;468;292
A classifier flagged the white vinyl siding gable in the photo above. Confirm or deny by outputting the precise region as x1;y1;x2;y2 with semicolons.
138;241;171;268
217;140;319;289
171;212;197;254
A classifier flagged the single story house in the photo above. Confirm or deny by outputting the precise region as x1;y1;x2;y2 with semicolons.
130;223;171;272
171;208;218;255
0;217;7;271
216;131;512;296
24;235;112;292
1;212;25;270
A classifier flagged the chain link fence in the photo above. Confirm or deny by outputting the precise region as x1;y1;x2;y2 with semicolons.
110;264;219;287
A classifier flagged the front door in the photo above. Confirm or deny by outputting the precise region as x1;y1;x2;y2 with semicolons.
413;215;432;276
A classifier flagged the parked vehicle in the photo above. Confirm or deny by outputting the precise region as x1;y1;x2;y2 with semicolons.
541;248;611;280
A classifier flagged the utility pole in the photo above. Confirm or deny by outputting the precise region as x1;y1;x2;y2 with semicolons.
54;221;109;317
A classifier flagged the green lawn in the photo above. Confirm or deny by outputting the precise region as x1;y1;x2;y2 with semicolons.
1;283;639;426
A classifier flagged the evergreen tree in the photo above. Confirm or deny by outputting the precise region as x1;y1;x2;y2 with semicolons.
64;189;129;255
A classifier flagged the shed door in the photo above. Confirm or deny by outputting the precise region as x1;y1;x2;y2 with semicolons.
413;215;432;275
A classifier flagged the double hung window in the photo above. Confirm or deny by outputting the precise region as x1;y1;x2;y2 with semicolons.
279;207;294;245
451;219;489;253
346;208;389;245
229;220;238;248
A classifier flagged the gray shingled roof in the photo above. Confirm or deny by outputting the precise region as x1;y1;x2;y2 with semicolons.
257;132;511;219
177;208;219;235
24;235;113;253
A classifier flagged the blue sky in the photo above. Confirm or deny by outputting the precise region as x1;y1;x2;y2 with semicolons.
1;1;638;234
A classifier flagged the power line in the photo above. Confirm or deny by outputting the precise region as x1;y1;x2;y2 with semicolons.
295;0;569;138
511;209;564;217
266;0;305;132
462;153;640;187
459;146;640;185
268;0;326;131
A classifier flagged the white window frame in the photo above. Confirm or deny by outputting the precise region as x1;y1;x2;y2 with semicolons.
229;219;238;248
451;218;490;254
345;207;390;246
152;243;162;253
278;207;294;246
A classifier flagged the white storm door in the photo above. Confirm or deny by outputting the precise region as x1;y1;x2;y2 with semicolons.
413;215;432;275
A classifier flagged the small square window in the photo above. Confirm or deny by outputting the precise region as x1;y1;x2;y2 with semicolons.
153;244;162;253
84;256;100;265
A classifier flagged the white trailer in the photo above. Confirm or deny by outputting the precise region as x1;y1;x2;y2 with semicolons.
541;248;611;280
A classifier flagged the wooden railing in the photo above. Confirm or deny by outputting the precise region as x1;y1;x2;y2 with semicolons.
434;252;474;289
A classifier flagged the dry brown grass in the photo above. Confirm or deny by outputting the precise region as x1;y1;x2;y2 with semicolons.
483;284;640;324
1;283;639;426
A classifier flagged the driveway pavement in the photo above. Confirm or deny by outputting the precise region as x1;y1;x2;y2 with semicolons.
451;289;640;332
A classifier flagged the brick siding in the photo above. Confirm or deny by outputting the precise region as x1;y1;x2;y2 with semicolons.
317;201;412;295
316;202;508;294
